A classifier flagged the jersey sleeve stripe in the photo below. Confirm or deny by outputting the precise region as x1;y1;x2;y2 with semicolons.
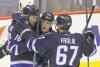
32;39;38;53
20;28;31;38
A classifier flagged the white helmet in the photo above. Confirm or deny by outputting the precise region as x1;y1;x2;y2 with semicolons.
18;0;34;11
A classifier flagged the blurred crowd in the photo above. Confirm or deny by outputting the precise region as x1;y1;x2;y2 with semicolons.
0;0;100;16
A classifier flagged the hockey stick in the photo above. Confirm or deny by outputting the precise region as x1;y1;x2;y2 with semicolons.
83;6;95;31
33;0;42;67
36;0;42;35
83;0;96;67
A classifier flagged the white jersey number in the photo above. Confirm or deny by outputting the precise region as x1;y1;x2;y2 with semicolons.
56;45;79;66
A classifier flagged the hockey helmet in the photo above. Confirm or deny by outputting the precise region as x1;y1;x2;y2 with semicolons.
56;15;72;31
22;5;39;16
41;11;54;22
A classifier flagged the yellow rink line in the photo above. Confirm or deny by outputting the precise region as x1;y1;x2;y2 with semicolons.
80;60;100;67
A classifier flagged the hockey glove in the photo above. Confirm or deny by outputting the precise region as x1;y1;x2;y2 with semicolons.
0;45;9;58
84;31;95;56
11;12;30;33
84;31;94;44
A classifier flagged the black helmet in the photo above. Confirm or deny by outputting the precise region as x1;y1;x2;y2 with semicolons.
23;5;39;16
56;15;72;31
41;11;54;22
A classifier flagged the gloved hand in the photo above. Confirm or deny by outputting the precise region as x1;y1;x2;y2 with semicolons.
0;45;9;58
84;31;94;43
11;12;30;34
83;31;95;56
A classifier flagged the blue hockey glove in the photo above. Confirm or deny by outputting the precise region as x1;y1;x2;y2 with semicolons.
12;12;31;34
11;12;32;40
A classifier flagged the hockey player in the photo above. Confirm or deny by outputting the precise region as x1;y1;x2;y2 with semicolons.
0;5;40;67
40;11;54;33
11;5;39;67
10;14;95;67
36;11;54;67
0;11;54;67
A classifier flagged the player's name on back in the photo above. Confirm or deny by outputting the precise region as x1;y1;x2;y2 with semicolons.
61;38;76;45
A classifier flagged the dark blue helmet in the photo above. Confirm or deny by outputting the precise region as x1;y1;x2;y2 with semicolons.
41;11;54;22
22;5;39;16
56;15;72;31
